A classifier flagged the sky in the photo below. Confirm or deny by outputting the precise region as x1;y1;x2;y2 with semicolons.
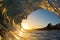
21;9;60;29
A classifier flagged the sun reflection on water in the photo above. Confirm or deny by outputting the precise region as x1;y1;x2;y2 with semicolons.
8;20;37;40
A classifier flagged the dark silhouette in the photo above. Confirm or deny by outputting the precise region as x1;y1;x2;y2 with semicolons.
46;23;52;30
0;0;60;40
36;23;60;30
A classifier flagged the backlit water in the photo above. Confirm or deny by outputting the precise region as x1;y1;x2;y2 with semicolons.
20;30;60;40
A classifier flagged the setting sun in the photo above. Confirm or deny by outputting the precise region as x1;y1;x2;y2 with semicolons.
21;20;30;30
21;23;29;29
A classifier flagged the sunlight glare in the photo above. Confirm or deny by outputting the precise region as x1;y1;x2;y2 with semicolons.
21;22;29;29
21;19;31;30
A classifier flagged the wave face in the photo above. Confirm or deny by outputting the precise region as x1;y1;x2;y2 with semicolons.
0;0;60;40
